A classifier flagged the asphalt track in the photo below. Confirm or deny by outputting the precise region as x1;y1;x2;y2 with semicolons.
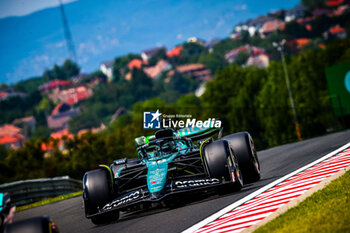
15;130;350;233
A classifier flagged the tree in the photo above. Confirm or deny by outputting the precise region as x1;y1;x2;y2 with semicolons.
52;64;64;80
201;65;246;134
302;0;325;10
168;72;191;94
198;52;227;74
241;30;251;43
256;62;295;146
43;69;54;82
112;53;142;81
148;48;167;66
61;59;80;79
178;42;208;64
13;77;43;94
130;68;154;101
235;51;250;66
202;65;267;148
5;139;46;180
31;126;52;139
0;145;8;160
0;90;42;125
42;59;79;81
69;112;101;134
176;95;201;118
310;15;334;38
283;21;310;39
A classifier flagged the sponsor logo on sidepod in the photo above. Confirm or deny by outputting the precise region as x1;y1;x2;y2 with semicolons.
175;178;220;188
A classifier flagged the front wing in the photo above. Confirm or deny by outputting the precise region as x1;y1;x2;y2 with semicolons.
85;177;231;218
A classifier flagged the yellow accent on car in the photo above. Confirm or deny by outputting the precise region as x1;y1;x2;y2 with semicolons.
184;170;195;175
199;138;211;162
99;165;113;181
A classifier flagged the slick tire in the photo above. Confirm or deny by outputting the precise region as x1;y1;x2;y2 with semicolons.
223;132;260;183
203;140;243;192
3;216;58;233
83;169;113;217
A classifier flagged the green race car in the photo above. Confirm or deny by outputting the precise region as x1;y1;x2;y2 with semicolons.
82;126;260;224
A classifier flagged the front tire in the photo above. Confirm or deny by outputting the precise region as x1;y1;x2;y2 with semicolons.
223;132;260;183
83;169;119;224
203;140;243;192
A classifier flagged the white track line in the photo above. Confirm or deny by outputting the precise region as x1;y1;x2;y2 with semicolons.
182;142;350;233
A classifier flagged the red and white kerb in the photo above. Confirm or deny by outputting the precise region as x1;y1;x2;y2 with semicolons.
185;143;350;233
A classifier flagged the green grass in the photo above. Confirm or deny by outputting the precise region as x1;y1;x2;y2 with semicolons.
254;170;350;233
16;191;82;212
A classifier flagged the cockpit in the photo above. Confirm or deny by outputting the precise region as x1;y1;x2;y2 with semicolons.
138;137;190;160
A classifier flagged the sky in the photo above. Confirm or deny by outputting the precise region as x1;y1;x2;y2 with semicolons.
0;0;77;18
0;0;301;84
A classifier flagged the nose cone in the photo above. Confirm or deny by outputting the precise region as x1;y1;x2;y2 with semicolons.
147;160;168;193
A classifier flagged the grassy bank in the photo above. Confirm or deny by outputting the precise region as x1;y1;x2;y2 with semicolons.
254;169;350;233
16;191;82;212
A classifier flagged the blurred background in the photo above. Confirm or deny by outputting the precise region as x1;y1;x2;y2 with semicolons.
0;0;349;184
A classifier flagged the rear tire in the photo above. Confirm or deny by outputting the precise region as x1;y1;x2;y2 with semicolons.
83;169;119;224
3;216;59;233
203;140;243;192
223;132;260;183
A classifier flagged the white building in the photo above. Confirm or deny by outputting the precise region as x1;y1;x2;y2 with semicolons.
100;60;114;81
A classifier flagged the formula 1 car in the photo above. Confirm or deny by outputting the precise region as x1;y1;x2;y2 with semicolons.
0;192;59;233
83;127;260;224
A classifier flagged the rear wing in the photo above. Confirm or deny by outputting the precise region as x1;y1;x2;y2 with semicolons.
135;126;223;147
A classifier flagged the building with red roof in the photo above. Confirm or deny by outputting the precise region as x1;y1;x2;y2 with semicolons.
167;64;212;82
41;128;74;151
330;25;345;34
333;5;349;16
259;19;285;37
246;54;270;68
323;25;347;39
0;124;21;137
297;16;316;25
329;25;347;38
143;60;172;79
77;123;106;137
12;116;36;138
39;80;71;93
0;92;8;100
49;85;93;105
225;45;266;64
0;124;24;149
0;88;27;101
47;103;79;131
166;46;183;57
128;59;148;70
50;128;73;140
326;0;344;7
288;38;311;49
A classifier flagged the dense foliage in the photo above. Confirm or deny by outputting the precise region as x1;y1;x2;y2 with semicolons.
0;39;349;183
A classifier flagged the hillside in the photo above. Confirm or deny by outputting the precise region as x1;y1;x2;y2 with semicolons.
0;0;301;83
0;0;349;182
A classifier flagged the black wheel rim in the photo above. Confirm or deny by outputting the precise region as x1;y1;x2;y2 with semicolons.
249;136;260;173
